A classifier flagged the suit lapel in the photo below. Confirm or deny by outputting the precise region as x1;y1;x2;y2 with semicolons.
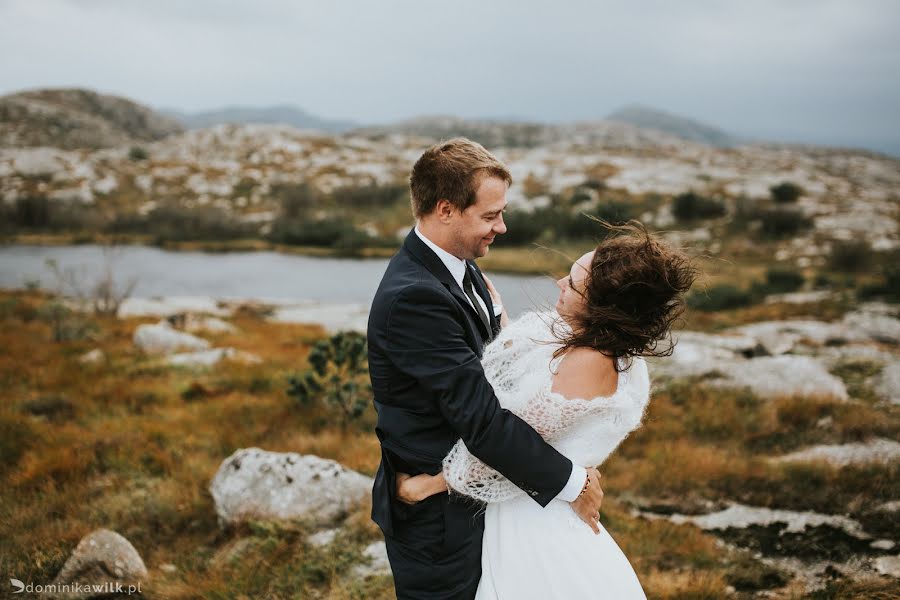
402;231;493;344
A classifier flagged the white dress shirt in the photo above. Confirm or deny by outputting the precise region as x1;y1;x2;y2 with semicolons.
414;225;586;502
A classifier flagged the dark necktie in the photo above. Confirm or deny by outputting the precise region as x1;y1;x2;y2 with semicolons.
462;268;491;336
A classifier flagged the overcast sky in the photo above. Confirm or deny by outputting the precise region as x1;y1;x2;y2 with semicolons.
2;0;899;154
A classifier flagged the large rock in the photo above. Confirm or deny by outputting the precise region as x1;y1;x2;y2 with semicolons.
818;345;898;368
118;296;230;318
875;555;900;578
650;335;738;379
709;355;848;400
182;315;237;334
872;361;900;404
133;322;210;355
772;438;900;467
307;528;340;548
351;541;391;579
50;529;147;599
661;503;869;539
763;291;833;305
78;349;105;365
842;311;900;345
269;302;369;333
166;347;261;367
209;448;373;526
676;331;761;356
733;320;861;355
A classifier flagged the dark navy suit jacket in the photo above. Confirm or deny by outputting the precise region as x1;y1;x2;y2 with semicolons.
367;230;573;543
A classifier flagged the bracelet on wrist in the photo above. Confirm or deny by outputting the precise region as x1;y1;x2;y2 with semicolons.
577;472;591;498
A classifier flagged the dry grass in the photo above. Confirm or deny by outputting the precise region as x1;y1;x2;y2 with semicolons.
605;381;900;515
0;289;390;597
2;288;896;598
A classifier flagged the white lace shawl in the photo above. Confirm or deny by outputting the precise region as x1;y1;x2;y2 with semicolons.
442;310;651;504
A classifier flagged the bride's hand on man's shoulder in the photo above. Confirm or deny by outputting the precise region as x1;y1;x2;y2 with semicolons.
482;274;509;328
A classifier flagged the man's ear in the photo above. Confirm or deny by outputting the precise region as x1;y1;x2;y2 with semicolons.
435;199;456;224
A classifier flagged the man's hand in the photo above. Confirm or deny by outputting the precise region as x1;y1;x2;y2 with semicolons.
568;467;604;534
395;472;448;504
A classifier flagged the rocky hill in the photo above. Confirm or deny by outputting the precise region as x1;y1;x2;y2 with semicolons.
0;88;184;150
607;104;739;147
352;115;692;149
164;104;357;133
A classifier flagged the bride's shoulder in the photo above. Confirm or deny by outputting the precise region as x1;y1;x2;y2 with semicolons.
551;347;619;400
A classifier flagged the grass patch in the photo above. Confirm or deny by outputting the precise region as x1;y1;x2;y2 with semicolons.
829;360;883;403
2;287;896;597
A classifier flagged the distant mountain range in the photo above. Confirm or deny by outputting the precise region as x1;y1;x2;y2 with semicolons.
162;105;358;133
3;87;893;157
164;104;742;148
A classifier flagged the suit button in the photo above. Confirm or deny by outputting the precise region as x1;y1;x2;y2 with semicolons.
531;491;538;497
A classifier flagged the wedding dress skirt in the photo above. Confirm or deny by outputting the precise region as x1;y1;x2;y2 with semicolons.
475;496;646;599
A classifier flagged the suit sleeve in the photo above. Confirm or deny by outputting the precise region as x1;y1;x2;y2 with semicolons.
384;283;572;506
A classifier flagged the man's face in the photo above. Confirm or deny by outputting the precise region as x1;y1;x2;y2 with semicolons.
447;176;508;260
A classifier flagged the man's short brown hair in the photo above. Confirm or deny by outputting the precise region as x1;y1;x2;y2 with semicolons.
409;137;512;218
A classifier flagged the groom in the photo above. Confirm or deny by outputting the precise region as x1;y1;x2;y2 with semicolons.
367;138;605;599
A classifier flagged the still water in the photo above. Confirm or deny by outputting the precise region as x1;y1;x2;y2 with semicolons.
0;245;559;317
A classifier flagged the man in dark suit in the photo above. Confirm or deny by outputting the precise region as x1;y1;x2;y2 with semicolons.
367;138;605;599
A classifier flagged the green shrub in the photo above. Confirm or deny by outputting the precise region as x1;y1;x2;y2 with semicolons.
287;332;372;428
496;208;545;245
106;203;251;242
14;195;51;228
128;146;148;161
593;199;635;226
762;267;805;294
21;395;75;422
687;284;755;311
331;183;408;208
757;208;812;239
827;240;873;272
769;182;803;204
858;255;900;301
272;182;320;219
672;191;726;221
0;410;35;472
495;199;635;247
267;217;360;248
36;299;98;342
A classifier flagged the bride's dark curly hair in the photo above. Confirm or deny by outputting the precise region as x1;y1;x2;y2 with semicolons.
551;220;697;372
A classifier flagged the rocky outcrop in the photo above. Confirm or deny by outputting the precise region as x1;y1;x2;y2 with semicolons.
351;541;391;578
772;438;900;466
133;321;210;355
707;355;848;400
655;336;849;400
166;347;261;367
872;361;900;404
50;529;147;599
209;448;372;526
733;320;863;355
842;310;900;345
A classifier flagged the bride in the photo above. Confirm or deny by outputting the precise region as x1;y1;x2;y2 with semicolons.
396;223;695;599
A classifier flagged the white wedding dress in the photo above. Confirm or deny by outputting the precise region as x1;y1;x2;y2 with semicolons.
442;311;650;599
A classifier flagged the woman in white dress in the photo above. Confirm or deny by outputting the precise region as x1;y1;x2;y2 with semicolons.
396;222;696;599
